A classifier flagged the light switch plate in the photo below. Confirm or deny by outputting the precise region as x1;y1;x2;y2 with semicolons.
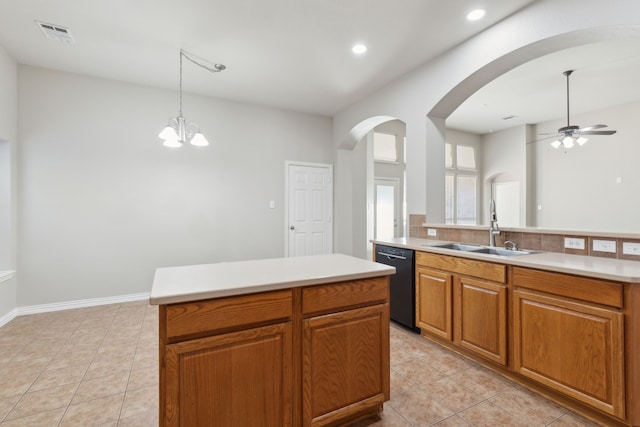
564;237;585;250
427;228;437;237
592;239;616;253
623;242;640;256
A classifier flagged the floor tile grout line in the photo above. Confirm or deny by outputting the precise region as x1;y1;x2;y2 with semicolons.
56;304;122;427
1;311;85;425
116;302;148;424
1;311;84;424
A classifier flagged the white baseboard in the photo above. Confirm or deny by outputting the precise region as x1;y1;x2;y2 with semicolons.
0;271;15;284
0;308;18;328
15;292;150;317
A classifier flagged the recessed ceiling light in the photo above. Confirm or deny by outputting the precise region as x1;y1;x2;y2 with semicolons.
466;9;486;21
352;44;367;55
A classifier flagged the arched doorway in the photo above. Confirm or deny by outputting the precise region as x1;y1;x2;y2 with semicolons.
340;116;406;259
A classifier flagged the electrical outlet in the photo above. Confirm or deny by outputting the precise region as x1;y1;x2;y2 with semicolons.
427;228;437;237
592;239;616;253
622;242;640;256
564;237;585;250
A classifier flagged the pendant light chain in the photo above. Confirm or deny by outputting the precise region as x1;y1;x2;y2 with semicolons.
181;50;226;74
178;49;225;117
159;48;226;148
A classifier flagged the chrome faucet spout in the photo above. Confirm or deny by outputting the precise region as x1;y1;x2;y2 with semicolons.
489;222;500;247
489;199;500;246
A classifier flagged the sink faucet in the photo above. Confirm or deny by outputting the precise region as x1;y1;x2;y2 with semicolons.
504;240;518;251
489;199;500;247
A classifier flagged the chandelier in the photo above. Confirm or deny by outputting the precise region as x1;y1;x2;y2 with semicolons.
159;50;225;148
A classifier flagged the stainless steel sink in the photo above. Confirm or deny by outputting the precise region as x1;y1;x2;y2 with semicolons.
430;243;484;251
470;247;538;256
431;243;540;257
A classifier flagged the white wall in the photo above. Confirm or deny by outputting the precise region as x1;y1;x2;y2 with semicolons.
481;126;527;226
0;45;17;320
533;101;640;232
332;0;640;251
17;65;333;306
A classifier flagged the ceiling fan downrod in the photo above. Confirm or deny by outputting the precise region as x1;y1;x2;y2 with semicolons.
559;70;578;134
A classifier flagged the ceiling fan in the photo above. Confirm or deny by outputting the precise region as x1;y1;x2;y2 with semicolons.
538;69;616;149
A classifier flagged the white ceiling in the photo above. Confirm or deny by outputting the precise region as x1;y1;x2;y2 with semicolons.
0;0;537;116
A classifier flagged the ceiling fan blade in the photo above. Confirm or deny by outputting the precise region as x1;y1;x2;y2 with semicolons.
579;130;617;135
527;134;559;144
580;124;607;132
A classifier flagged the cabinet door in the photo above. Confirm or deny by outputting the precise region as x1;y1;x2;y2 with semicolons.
513;289;624;418
454;276;507;365
416;266;453;340
164;322;293;427
302;304;389;427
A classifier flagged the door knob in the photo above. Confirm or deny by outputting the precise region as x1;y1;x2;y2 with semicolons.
290;225;295;230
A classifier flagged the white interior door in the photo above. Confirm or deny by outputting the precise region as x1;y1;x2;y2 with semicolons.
286;162;333;257
374;178;399;240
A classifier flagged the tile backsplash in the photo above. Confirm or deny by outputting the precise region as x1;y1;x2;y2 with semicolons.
408;214;640;262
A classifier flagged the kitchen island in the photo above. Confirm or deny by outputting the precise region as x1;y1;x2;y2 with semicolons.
150;253;395;427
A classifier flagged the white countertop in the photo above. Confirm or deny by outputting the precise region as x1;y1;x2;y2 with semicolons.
373;237;640;283
149;253;395;305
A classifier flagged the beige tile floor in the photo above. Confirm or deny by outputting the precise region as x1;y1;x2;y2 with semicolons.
0;301;600;426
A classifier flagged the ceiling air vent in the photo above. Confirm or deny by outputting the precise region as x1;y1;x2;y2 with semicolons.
35;20;75;44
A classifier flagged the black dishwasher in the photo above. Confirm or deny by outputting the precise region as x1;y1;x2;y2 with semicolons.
375;245;419;332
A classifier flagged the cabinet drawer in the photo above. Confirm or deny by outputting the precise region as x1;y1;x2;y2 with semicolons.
512;267;623;308
165;289;293;340
416;252;506;283
302;277;389;316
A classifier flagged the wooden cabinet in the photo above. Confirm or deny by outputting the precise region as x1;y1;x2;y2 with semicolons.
454;276;507;365
160;289;294;426
159;277;390;427
302;304;389;427
165;323;293;426
415;252;507;365
301;278;390;427
416;266;452;339
512;267;625;419
412;250;635;425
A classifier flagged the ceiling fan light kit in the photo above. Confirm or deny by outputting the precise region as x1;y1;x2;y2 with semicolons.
547;69;617;150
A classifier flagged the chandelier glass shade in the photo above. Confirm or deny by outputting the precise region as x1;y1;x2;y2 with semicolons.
159;50;225;148
159;116;208;148
550;134;588;150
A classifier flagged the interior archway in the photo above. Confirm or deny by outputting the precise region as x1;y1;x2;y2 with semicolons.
340;116;406;258
339;115;398;150
424;25;640;228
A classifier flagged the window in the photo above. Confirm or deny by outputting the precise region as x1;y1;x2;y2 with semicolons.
373;132;397;162
445;143;478;224
456;145;476;169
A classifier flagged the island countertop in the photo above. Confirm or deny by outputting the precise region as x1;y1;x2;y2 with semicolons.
149;253;395;305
